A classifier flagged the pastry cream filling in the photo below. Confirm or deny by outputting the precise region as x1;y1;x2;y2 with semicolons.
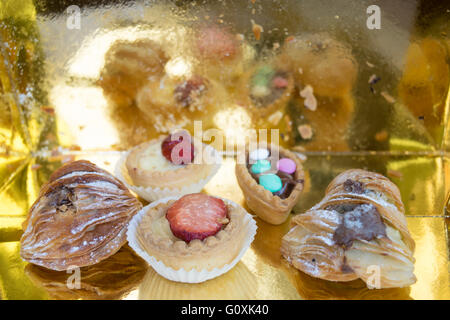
150;215;179;242
138;142;185;172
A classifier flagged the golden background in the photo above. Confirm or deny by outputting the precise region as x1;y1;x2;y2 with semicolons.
0;0;449;299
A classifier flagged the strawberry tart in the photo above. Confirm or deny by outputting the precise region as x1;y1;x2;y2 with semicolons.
127;193;257;283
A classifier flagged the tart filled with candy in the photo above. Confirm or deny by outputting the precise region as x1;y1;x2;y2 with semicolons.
127;193;257;283
242;63;294;118
116;130;221;202
235;145;304;225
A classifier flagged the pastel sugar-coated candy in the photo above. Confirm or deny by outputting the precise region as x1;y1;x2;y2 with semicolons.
277;158;296;174
259;174;282;193
249;148;270;161
251;159;271;174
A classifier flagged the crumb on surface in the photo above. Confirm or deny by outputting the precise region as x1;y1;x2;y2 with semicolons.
251;20;263;41
380;91;396;104
267;110;283;125
300;85;317;111
374;130;389;142
297;124;313;140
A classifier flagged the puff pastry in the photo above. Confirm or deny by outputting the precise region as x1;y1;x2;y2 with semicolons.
20;160;142;271
281;169;416;289
235;145;304;225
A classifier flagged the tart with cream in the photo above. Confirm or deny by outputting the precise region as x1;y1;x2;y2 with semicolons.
117;131;221;202
235;145;304;225
127;193;257;283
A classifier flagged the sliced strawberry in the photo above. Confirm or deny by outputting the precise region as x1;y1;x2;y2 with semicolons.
166;193;229;242
161;133;195;165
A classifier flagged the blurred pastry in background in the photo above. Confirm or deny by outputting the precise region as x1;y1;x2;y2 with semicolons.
136;74;224;133
279;33;358;151
279;33;358;98
281;169;416;289
239;62;294;119
290;94;355;152
98;39;169;107
193;25;251;85
398;38;450;140
25;245;147;300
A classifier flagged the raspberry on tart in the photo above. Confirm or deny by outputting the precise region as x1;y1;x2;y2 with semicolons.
166;193;229;242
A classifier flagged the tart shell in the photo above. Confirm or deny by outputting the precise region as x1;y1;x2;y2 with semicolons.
235;145;305;225
116;137;222;202
127;196;257;283
240;64;295;119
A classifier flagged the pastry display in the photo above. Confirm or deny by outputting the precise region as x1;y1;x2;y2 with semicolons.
193;25;248;85
127;193;257;283
241;63;294;118
235;145;305;225
281;169;416;289
136;74;223;133
279;33;358;98
98;39;169;107
25;245;147;300
20;160;142;271
116;130;221;202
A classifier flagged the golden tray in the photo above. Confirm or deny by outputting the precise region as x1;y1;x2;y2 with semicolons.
0;0;449;299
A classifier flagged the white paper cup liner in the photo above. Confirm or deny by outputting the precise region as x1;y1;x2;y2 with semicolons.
115;144;222;202
127;196;258;283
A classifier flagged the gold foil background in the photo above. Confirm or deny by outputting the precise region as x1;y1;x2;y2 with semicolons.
0;0;449;299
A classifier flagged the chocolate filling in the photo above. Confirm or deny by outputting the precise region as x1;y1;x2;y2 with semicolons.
48;186;77;216
343;179;365;194
341;256;354;273
328;203;387;249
